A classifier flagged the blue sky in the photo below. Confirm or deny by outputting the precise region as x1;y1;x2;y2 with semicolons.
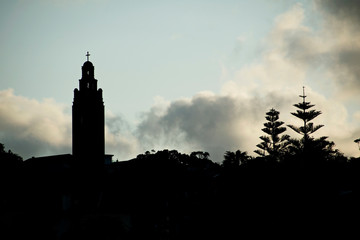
1;0;360;161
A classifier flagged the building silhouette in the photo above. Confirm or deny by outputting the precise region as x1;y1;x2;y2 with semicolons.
72;52;105;168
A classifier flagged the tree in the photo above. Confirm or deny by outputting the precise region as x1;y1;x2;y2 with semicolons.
223;150;250;167
286;87;342;162
354;138;360;150
287;88;323;139
190;151;210;160
254;108;290;160
287;87;324;153
0;143;23;169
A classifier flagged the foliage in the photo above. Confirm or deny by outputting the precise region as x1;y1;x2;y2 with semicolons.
0;143;23;169
286;88;342;162
354;138;360;150
136;149;216;170
254;108;290;160
222;150;251;167
287;88;323;142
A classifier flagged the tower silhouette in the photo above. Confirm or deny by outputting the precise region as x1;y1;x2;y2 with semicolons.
72;52;105;168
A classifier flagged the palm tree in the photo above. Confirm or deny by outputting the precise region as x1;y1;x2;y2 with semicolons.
223;150;250;167
254;108;290;160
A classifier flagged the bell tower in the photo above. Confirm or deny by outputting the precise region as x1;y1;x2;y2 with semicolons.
72;52;105;168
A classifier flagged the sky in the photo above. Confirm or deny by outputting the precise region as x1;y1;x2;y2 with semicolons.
1;0;360;162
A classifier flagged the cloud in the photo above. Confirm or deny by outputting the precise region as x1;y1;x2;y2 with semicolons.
219;2;360;157
0;89;71;158
318;0;360;100
316;0;360;24
269;1;360;100
106;2;360;161
0;89;139;161
133;2;360;161
105;111;140;161
135;91;296;161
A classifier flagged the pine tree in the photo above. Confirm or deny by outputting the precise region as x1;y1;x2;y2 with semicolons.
287;87;324;153
287;89;344;163
254;108;290;160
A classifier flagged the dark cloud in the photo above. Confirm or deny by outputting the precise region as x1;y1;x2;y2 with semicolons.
136;95;241;161
316;0;360;96
136;92;292;161
316;0;360;24
330;48;360;95
106;113;132;136
267;2;360;98
105;113;139;160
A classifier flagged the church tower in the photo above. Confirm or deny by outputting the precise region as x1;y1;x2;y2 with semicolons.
72;52;104;168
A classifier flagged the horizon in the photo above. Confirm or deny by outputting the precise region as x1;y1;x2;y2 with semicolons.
1;0;360;161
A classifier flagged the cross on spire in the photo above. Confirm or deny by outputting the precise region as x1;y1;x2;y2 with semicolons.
86;51;90;61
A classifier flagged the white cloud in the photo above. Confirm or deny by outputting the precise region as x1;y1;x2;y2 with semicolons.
0;89;141;160
274;3;306;31
0;89;71;158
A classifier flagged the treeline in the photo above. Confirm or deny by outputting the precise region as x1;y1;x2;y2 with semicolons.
103;147;353;238
0;142;355;239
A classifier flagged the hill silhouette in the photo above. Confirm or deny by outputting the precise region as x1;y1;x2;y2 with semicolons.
0;145;354;239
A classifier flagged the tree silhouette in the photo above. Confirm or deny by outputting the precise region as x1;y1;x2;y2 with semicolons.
287;87;324;153
222;150;250;167
287;88;323;139
0;143;23;169
254;108;290;160
286;88;342;162
190;151;210;160
354;138;360;150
